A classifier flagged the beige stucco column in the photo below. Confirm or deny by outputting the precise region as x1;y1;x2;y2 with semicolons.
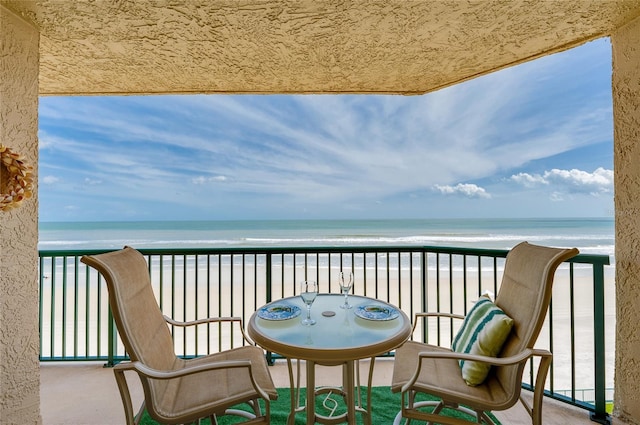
612;14;640;425
0;5;40;424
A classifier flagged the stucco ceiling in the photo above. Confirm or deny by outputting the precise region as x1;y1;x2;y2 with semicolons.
3;0;640;96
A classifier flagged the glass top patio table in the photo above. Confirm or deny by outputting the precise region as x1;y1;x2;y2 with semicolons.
248;294;411;424
248;294;411;365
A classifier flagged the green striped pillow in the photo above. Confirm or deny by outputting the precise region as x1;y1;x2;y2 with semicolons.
452;295;514;386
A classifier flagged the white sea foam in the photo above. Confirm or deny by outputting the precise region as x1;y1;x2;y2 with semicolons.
38;218;615;258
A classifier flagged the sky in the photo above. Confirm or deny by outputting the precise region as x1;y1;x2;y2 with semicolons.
38;38;614;222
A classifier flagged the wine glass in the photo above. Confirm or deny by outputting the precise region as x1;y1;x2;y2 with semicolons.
338;271;354;309
300;280;318;326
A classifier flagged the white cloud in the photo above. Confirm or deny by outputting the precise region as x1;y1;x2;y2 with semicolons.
510;167;613;196
42;176;60;185
192;175;228;185
433;183;491;199
510;173;548;187
550;192;565;202
84;178;103;185
545;168;613;194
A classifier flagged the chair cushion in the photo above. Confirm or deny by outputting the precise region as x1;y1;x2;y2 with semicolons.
452;295;514;386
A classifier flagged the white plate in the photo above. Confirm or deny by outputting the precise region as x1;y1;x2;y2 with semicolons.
354;304;399;321
257;304;302;321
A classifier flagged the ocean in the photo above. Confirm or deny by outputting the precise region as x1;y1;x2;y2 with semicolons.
38;217;614;259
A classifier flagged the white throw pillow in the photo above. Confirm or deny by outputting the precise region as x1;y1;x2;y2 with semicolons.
452;295;514;386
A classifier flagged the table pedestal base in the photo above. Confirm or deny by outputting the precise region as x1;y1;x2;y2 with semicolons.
286;358;375;425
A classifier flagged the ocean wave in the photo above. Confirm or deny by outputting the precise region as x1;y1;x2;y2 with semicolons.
243;234;613;244
239;235;614;256
38;235;615;256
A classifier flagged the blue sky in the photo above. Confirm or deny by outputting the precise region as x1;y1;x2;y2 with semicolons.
38;38;614;222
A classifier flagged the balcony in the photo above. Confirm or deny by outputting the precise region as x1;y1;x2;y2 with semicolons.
39;245;613;424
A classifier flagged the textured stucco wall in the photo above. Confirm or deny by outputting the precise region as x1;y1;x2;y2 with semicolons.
612;14;640;425
3;0;640;96
0;5;40;424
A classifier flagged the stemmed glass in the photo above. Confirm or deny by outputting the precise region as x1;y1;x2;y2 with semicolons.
338;271;354;309
300;280;318;326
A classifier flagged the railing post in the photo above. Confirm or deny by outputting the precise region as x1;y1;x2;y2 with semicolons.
39;256;45;361
590;263;610;424
266;252;273;304
105;307;117;367
421;251;427;342
265;253;275;365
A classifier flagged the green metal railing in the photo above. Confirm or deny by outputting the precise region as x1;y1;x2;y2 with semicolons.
38;246;612;423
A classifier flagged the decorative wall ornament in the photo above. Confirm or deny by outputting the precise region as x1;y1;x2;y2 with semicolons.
0;144;34;212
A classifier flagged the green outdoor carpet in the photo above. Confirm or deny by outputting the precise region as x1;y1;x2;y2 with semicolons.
138;386;501;424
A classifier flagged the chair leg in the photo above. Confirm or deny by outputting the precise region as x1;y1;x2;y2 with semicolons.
133;401;145;425
478;410;495;424
393;391;410;425
532;353;553;425
113;367;136;425
246;399;260;416
264;394;271;425
393;409;411;425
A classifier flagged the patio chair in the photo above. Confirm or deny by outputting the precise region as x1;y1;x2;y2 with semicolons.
81;246;277;425
391;241;579;425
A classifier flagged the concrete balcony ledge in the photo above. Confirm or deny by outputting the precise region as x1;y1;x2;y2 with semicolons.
40;359;621;425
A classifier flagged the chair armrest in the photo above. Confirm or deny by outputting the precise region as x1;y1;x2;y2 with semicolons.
163;315;256;345
411;312;465;333
163;315;241;327
116;358;252;379
403;348;551;392
414;312;466;320
417;347;541;366
114;359;271;402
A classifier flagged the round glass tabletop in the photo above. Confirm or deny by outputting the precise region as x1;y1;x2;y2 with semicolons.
248;294;411;364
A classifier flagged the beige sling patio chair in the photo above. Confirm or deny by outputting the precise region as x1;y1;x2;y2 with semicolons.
81;247;278;425
391;241;579;425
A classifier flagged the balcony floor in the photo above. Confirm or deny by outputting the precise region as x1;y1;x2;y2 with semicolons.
40;359;620;424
